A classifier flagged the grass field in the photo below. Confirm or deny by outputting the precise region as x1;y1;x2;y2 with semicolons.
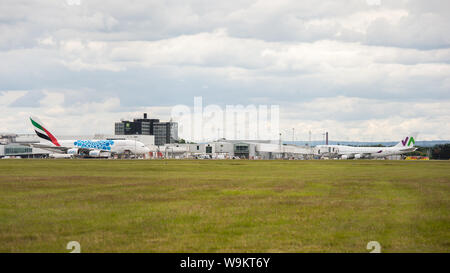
0;159;449;253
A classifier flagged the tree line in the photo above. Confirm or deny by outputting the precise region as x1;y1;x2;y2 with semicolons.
409;144;450;160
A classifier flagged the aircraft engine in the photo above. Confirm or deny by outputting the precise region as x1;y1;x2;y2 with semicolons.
99;152;111;158
354;154;362;159
89;150;101;157
67;148;79;155
341;155;348;160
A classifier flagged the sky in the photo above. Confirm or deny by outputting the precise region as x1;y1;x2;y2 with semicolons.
0;0;449;141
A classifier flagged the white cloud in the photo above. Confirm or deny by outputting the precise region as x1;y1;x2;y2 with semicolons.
0;90;27;106
280;97;450;141
54;32;450;79
0;0;449;140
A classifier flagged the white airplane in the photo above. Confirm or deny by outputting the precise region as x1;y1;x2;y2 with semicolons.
28;116;150;158
316;133;418;159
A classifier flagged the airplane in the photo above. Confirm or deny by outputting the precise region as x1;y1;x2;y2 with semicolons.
28;116;150;158
315;133;418;159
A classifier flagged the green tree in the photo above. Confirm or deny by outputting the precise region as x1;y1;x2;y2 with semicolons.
431;144;450;160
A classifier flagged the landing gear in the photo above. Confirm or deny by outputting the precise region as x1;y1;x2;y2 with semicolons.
123;150;132;159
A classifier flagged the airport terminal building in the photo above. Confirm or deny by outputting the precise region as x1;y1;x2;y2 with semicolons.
150;140;314;160
114;113;178;146
0;133;49;158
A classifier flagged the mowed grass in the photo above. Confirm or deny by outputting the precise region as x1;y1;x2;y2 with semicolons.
0;159;449;253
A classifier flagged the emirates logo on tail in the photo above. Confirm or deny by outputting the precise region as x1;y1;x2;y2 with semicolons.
30;117;61;147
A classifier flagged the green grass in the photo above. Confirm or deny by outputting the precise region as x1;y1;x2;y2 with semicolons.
0;159;449;253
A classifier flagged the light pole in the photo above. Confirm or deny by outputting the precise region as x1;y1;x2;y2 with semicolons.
279;133;282;159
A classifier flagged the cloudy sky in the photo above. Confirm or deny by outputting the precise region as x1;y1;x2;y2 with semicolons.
0;0;449;141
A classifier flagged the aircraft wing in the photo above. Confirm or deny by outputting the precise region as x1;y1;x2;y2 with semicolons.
399;147;417;152
24;143;69;154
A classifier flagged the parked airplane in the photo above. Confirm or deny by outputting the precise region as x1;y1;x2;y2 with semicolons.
316;133;418;159
28;116;150;158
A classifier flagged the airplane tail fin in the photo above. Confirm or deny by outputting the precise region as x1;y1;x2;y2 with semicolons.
395;132;418;148
29;116;61;147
